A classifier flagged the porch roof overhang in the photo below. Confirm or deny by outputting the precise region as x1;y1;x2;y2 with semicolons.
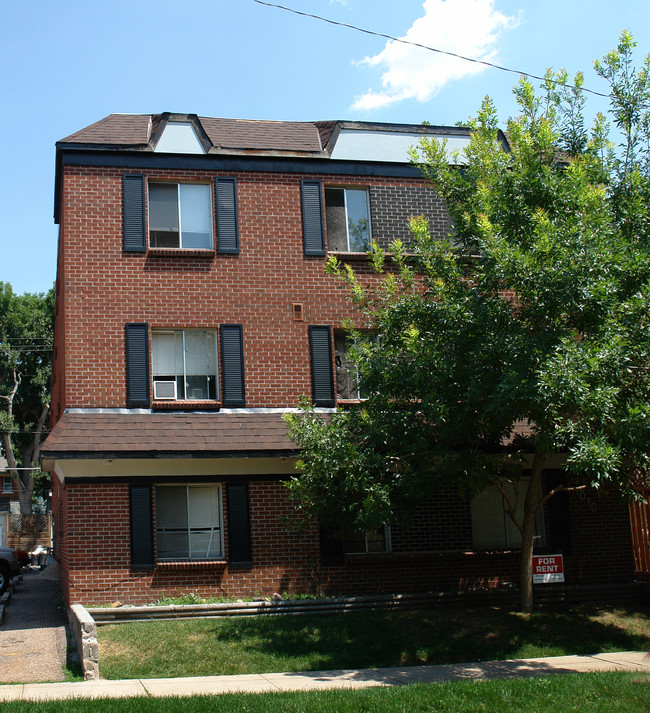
41;412;300;467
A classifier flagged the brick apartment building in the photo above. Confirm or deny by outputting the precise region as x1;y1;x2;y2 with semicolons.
41;113;636;606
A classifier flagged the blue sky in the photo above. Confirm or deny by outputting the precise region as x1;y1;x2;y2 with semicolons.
2;0;649;295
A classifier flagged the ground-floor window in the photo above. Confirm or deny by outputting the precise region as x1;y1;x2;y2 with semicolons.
155;485;223;560
343;524;391;554
471;479;546;549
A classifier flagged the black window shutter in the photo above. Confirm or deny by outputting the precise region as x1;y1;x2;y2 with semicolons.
227;484;252;564
123;174;146;252
309;325;334;406
130;485;154;571
220;325;245;406
125;323;150;407
216;178;239;254
320;524;344;566
546;470;573;555
301;180;325;256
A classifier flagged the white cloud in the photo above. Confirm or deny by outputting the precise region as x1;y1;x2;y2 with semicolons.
352;0;520;111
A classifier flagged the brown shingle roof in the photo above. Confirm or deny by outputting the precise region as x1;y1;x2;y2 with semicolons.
59;114;152;146
198;117;322;153
314;121;338;150
42;412;298;458
58;114;324;153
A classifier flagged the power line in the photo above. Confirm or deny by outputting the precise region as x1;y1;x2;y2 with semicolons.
252;0;611;100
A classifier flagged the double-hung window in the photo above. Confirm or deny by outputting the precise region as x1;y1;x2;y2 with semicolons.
2;476;12;493
148;183;213;249
152;329;217;401
325;188;371;252
155;485;223;560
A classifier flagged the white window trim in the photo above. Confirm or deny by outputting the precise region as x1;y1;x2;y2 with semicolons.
155;484;224;561
326;187;372;253
335;331;374;401
343;188;371;252
148;182;214;249
2;476;12;493
152;329;219;402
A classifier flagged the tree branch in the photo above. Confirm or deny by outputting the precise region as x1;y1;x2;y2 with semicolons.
30;402;50;467
539;482;589;507
491;477;523;536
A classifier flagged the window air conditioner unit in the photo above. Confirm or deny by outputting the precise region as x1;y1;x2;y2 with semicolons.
154;380;177;400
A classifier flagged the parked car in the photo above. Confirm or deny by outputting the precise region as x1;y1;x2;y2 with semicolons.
0;546;22;594
15;550;30;567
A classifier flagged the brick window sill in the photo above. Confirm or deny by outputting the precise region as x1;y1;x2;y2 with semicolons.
328;250;420;260
147;248;215;258
152;400;221;411
328;251;370;260
156;560;227;571
344;551;392;561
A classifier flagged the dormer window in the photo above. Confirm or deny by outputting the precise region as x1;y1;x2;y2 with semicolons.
148;183;213;249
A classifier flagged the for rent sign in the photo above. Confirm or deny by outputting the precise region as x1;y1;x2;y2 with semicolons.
532;555;565;584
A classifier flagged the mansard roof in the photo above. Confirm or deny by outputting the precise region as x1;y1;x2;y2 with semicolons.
57;112;473;157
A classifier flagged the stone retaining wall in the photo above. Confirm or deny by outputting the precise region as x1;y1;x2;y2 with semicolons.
68;604;99;680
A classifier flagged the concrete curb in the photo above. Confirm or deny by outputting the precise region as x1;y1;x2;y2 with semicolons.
0;651;648;702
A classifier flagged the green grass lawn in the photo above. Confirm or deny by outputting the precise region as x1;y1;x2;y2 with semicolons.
97;604;650;680
1;673;648;713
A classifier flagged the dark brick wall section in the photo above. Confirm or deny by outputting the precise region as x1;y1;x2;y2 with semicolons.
59;479;634;606
369;185;451;249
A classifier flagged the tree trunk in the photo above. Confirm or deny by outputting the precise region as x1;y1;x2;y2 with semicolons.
17;479;34;515
519;451;546;612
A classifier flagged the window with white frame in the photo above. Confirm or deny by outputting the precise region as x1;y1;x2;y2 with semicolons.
152;330;218;401
344;524;390;554
155;485;223;560
148;183;213;249
471;479;546;549
2;476;12;493
325;187;371;252
334;331;369;401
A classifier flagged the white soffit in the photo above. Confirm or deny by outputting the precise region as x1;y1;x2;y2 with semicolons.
154;122;206;154
329;129;470;164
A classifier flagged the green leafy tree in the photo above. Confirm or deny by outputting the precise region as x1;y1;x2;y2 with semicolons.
286;32;650;612
0;283;54;514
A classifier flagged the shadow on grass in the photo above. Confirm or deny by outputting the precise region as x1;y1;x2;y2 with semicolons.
204;604;650;670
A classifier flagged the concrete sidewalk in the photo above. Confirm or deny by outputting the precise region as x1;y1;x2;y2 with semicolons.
0;651;648;702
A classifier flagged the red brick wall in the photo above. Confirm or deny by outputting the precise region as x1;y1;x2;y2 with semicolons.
54;166;441;418
60;479;634;606
51;160;636;606
51;475;70;603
